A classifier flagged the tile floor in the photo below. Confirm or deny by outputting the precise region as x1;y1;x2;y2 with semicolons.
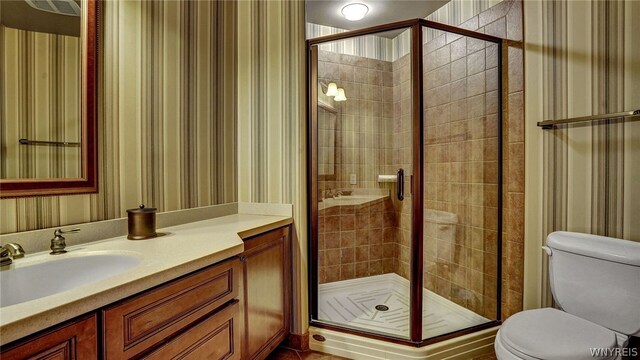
266;347;348;360
473;354;497;360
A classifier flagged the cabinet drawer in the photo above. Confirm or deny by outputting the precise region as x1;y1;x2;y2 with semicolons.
141;301;241;360
103;258;240;359
0;314;97;360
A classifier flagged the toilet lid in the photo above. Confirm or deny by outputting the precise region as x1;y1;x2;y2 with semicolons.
499;308;618;360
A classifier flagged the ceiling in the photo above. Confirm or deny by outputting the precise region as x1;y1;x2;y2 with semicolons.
306;0;450;37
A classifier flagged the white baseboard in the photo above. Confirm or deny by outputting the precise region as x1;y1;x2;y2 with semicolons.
309;326;498;360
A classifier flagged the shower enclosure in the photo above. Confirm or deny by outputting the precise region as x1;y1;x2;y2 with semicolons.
308;19;503;345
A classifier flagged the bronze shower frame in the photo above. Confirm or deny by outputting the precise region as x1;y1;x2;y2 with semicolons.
307;18;504;346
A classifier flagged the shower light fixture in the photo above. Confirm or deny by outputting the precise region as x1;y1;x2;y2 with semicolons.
341;3;369;21
326;82;338;97
334;88;347;101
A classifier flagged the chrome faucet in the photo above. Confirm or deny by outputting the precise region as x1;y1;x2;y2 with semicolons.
50;228;80;255
0;243;26;267
322;189;335;200
321;189;343;200
321;190;331;200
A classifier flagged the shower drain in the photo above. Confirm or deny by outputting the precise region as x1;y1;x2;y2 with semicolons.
375;305;389;311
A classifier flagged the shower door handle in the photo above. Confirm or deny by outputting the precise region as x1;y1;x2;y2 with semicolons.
397;168;404;201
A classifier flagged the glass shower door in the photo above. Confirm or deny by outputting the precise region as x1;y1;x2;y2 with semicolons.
310;27;416;340
421;26;502;340
308;19;503;346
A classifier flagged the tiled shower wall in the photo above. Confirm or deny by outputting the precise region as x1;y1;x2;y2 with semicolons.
420;0;524;320
317;51;401;283
318;199;397;283
317;51;393;192
390;53;413;280
422;32;500;319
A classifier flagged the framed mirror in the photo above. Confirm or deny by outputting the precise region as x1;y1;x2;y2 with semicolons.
0;0;98;198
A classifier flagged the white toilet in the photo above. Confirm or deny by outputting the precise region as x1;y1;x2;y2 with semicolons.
495;231;640;359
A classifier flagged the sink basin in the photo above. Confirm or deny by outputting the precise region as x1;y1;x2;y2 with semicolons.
0;252;142;307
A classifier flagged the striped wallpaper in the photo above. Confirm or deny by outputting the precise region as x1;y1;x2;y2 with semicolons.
0;0;237;233
237;0;307;333
306;22;413;63
426;0;501;29
541;1;639;241
306;22;395;61
1;27;81;179
525;0;640;308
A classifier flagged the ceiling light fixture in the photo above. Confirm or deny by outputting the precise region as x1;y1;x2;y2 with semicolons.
341;3;369;21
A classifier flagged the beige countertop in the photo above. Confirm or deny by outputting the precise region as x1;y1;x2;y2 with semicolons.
318;194;388;211
0;212;292;345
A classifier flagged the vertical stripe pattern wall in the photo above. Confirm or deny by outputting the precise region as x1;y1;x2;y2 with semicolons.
425;0;501;41
1;28;81;179
529;0;640;308
590;0;625;238
306;23;394;61
237;0;306;334
238;0;306;207
0;0;237;234
540;0;568;307
426;0;501;28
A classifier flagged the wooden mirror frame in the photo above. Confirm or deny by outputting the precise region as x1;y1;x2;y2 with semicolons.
0;0;98;198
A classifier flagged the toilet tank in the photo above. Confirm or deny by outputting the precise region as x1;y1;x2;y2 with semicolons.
546;232;640;336
424;209;458;242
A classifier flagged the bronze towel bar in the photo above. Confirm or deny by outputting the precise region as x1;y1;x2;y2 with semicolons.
18;138;81;147
538;109;640;129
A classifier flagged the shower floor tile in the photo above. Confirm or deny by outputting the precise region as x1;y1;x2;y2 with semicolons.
318;273;489;339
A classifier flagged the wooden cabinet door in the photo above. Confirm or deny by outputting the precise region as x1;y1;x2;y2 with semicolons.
141;301;241;360
242;226;291;360
0;314;97;360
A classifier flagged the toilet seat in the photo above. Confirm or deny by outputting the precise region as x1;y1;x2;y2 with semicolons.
496;308;619;360
495;332;540;360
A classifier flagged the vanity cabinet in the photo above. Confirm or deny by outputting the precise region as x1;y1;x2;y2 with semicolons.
241;225;291;360
0;314;97;359
0;224;292;360
102;258;241;359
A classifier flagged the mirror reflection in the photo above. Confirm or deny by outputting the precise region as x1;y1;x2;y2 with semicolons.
318;101;337;178
1;0;82;179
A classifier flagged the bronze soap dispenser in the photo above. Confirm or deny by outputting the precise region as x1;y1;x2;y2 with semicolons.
127;204;157;240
